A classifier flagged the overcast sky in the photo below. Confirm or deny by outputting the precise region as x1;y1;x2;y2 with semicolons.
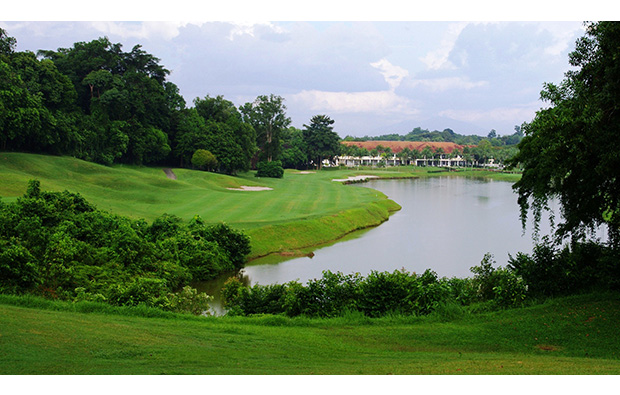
2;2;608;137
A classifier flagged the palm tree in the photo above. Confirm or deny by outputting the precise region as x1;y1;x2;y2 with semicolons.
434;147;445;166
421;146;434;167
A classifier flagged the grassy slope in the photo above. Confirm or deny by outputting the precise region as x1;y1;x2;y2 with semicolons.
1;292;619;374
0;153;404;258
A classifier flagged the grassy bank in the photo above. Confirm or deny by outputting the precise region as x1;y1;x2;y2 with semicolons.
0;292;618;374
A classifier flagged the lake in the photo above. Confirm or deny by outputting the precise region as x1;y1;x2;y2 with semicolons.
239;176;554;287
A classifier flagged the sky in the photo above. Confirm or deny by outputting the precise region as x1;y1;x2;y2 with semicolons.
1;2;609;138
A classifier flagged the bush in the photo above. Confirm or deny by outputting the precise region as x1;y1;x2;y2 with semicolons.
165;286;213;315
222;269;456;318
471;253;527;308
191;149;217;171
358;269;419;317
256;160;284;178
297;271;361;317
508;239;620;297
220;277;287;315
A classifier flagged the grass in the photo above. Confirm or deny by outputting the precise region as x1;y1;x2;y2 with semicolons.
0;153;411;258
0;292;618;374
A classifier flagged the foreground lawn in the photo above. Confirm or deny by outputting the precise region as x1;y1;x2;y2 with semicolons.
1;292;618;374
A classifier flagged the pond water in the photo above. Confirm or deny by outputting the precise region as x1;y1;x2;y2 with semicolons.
198;176;569;314
242;177;554;283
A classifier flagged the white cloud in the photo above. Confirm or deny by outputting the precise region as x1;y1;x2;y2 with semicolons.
370;58;408;90
439;103;540;124
290;89;417;115
90;21;191;41
538;22;585;56
227;21;285;40
419;22;469;70
408;77;488;92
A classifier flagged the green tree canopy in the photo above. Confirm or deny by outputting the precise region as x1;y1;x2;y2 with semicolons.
240;94;291;163
302;115;341;169
509;21;620;246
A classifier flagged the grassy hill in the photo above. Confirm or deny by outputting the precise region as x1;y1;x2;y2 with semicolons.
0;152;404;258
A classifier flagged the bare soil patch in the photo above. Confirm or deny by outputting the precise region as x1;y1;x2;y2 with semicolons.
163;168;177;180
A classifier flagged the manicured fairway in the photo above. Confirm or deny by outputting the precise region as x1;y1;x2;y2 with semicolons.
1;292;619;374
0;153;410;257
0;153;384;225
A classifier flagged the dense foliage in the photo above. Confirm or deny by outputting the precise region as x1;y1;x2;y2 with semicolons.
508;238;620;297
0;181;250;313
344;126;523;147
302;115;341;169
255;160;284;178
221;257;529;318
509;22;620;246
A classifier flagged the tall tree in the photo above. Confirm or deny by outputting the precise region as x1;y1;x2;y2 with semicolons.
193;95;256;172
281;127;308;169
240;94;291;163
0;28;16;58
302;115;340;169
509;21;620;246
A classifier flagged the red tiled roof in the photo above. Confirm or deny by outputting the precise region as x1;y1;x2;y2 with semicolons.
341;140;466;154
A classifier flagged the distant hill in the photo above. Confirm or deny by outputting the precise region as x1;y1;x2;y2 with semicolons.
368;117;487;137
344;126;523;146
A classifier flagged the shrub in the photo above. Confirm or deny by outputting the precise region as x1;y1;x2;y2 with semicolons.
220;277;287;315
300;271;361;317
471;253;527;308
358;269;418;317
508;239;620;297
191;149;217;171
165;286;213;315
256;160;284;178
222;269;457;318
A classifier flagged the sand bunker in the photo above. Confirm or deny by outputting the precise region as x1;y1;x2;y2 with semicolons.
332;175;379;182
296;171;316;174
227;185;273;191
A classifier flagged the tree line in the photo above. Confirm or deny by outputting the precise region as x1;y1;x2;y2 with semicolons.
344;126;524;147
0;29;341;175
